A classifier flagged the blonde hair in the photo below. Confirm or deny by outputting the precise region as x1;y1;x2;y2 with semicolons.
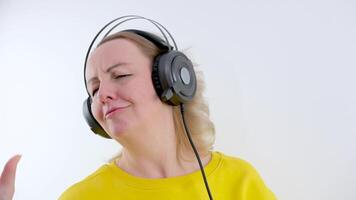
98;31;215;161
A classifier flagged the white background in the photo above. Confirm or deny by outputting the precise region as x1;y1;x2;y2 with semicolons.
0;0;355;199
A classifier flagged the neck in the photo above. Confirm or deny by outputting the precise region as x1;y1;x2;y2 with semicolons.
115;106;211;178
117;148;211;179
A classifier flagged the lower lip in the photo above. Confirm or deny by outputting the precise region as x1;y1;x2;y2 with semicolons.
105;107;128;119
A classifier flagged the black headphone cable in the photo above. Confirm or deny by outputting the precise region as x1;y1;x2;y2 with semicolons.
180;103;213;200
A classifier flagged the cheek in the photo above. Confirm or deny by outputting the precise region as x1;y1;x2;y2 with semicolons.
133;79;166;119
135;74;160;101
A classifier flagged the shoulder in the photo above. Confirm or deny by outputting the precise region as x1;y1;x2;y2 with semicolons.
217;151;262;176
214;151;277;199
58;164;111;200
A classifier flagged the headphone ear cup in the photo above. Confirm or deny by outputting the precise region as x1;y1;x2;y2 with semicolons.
152;51;197;106
82;97;112;139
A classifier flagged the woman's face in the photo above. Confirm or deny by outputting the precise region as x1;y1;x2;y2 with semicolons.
86;38;165;139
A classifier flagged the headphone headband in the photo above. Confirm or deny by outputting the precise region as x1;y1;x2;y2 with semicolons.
121;29;172;51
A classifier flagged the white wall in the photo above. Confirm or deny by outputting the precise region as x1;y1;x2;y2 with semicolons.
0;0;355;199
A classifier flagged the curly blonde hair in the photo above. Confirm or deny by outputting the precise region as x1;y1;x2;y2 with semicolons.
97;31;215;161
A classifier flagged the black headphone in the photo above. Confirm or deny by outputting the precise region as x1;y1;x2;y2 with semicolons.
82;16;197;139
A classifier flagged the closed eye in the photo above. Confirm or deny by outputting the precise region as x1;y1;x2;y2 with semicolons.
91;88;98;97
91;74;132;97
114;74;132;79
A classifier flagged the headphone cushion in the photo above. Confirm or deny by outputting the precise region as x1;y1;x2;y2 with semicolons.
152;55;165;101
82;97;112;139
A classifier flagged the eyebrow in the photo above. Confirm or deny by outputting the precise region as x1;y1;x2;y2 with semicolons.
86;62;128;86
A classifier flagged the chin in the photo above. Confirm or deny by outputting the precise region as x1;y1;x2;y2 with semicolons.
109;127;127;138
105;121;129;138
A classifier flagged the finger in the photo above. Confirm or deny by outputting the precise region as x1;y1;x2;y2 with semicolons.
0;155;21;196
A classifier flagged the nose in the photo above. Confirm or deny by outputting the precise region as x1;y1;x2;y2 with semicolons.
97;81;116;104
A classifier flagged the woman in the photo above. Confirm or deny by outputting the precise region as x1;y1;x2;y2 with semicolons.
1;18;276;200
59;20;277;198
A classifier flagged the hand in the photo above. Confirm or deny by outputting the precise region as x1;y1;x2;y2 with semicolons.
0;155;21;200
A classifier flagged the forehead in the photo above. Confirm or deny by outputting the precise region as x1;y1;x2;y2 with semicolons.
86;38;144;78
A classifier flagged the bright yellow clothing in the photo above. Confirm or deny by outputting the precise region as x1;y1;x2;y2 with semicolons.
59;151;276;200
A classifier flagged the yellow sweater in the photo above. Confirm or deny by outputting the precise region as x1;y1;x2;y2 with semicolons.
59;151;276;199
